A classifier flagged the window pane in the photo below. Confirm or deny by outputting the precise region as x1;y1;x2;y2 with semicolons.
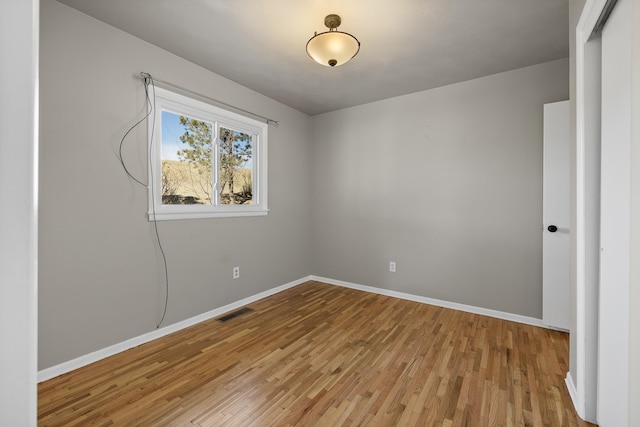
161;111;213;205
218;127;253;205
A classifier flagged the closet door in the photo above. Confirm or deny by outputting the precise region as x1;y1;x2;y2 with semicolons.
598;0;631;423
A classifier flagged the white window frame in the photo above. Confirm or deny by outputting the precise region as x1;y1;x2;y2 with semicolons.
148;86;268;221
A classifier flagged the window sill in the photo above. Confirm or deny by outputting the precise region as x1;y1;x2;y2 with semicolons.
148;208;269;221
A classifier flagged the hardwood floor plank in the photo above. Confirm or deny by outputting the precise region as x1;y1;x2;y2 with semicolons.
38;281;596;426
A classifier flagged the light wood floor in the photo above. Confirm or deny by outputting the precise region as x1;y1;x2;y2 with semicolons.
39;281;596;426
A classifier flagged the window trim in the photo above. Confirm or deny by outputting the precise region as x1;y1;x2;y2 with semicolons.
148;86;268;221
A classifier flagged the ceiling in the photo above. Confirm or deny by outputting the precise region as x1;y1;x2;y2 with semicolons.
56;0;569;116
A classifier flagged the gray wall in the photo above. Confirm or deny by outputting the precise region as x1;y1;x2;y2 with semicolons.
310;59;569;318
39;0;312;369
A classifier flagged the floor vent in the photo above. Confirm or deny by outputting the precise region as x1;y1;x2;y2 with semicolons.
217;307;253;323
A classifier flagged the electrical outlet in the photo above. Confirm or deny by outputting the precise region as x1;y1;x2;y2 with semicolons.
233;266;240;279
389;261;396;273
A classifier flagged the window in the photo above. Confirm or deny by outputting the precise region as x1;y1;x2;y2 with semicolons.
148;87;268;220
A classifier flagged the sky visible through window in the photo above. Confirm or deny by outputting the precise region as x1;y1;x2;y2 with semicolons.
161;110;196;161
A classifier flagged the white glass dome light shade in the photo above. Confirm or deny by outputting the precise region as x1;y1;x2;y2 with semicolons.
306;30;360;67
306;15;360;67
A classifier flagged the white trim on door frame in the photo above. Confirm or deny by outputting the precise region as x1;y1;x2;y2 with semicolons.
573;0;609;422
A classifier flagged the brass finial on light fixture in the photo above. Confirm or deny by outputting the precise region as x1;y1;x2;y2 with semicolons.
306;14;360;67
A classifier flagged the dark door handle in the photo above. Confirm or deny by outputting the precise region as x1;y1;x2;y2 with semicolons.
548;225;558;233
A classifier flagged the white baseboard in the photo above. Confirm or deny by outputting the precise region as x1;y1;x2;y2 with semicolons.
565;372;581;418
311;275;549;328
39;274;556;383
564;372;597;424
37;276;311;383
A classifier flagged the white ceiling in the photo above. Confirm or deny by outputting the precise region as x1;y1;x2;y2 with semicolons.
56;0;569;116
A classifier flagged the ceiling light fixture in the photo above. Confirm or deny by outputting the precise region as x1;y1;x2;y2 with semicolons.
306;14;360;67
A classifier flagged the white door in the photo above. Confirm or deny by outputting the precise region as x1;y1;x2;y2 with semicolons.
598;0;631;423
542;100;570;330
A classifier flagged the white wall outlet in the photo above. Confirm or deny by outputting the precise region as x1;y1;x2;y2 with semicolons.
233;266;240;279
389;261;396;272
